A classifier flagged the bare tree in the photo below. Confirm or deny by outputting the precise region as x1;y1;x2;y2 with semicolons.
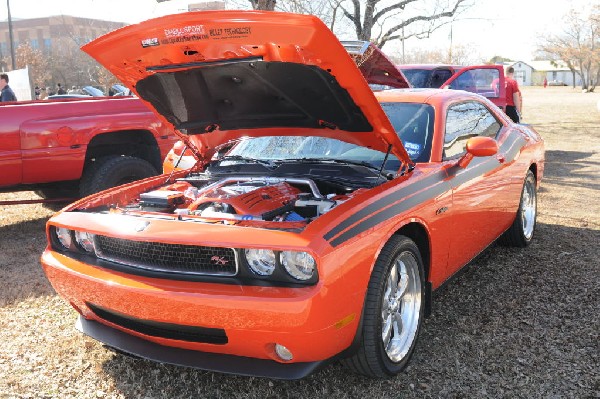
340;0;471;48
392;43;481;65
248;0;277;10
538;6;600;91
13;43;51;86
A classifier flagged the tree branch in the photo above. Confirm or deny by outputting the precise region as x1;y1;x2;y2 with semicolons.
373;0;419;24
378;0;467;47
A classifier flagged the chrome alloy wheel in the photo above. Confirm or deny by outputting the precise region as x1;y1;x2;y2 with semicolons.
521;177;537;240
381;251;422;362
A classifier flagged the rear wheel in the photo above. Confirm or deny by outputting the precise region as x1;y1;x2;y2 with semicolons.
342;235;424;378
79;156;157;197
500;170;537;247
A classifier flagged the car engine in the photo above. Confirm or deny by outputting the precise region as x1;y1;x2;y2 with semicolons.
129;176;354;224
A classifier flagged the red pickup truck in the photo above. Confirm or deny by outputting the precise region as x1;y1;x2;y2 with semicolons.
0;96;178;198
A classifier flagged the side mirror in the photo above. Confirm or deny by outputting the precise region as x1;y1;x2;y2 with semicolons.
466;136;499;157
457;136;499;168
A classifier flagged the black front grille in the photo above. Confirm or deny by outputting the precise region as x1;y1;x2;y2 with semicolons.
88;303;228;344
94;235;237;276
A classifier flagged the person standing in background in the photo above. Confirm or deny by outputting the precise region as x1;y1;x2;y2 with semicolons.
0;74;17;102
505;67;522;123
56;83;66;95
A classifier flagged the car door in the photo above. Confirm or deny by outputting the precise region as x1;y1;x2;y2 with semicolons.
442;100;511;275
443;65;506;109
0;106;22;187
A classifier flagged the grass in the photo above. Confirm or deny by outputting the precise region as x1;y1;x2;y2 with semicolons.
0;86;598;398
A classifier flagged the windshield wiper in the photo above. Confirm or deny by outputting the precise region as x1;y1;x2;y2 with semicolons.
216;155;274;167
277;158;393;180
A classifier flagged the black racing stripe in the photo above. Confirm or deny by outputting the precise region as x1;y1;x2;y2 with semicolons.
323;170;446;241
328;133;527;248
330;181;449;247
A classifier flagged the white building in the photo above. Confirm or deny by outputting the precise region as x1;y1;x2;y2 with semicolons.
526;60;576;86
505;60;576;86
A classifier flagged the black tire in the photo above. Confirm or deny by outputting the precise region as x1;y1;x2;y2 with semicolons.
79;156;157;197
342;235;425;378
500;170;537;247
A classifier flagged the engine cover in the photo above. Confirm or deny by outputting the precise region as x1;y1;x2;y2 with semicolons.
190;182;301;216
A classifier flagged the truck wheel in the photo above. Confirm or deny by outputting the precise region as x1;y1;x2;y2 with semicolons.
80;156;157;197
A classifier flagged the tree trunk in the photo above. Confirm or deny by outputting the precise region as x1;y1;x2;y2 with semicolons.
256;0;276;10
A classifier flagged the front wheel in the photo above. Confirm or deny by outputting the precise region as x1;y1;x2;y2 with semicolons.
500;170;537;247
342;235;425;378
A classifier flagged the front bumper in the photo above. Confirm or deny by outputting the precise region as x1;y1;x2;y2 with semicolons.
41;248;362;377
76;316;324;379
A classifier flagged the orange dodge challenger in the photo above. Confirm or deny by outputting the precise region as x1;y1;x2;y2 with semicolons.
41;11;545;379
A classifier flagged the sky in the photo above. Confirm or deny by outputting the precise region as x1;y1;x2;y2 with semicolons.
0;0;596;62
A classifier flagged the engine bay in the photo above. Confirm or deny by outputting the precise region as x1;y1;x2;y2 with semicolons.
114;174;365;226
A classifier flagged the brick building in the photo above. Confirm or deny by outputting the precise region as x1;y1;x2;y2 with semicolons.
0;15;125;59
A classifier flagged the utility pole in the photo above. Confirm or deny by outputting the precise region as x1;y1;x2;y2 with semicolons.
7;0;16;70
448;22;453;64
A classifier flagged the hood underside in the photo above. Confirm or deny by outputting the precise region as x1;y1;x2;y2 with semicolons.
135;59;372;134
82;11;412;165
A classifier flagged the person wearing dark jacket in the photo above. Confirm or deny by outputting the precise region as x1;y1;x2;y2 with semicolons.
56;83;66;95
0;73;17;102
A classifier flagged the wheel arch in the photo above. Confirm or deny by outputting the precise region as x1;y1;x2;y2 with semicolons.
84;130;162;172
528;162;537;180
392;221;432;318
391;222;431;282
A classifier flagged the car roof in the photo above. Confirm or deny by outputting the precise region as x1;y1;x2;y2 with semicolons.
373;88;479;104
398;64;464;71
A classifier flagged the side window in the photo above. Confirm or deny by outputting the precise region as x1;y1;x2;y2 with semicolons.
430;69;453;88
449;68;501;99
443;101;502;159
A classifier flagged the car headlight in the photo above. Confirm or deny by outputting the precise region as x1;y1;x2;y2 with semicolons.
55;227;73;249
245;249;276;276
74;231;96;253
280;251;315;281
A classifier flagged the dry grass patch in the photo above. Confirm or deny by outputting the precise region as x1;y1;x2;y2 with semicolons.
0;86;598;398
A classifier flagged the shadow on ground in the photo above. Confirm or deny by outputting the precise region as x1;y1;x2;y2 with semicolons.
0;216;55;305
98;222;599;398
542;150;600;190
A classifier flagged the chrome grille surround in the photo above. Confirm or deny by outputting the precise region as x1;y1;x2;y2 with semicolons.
94;235;238;276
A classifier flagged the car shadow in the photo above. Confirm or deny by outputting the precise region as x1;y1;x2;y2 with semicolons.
99;221;599;398
0;216;55;305
542;149;599;191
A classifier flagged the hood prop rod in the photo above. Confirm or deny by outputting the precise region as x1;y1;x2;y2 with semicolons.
165;144;189;183
374;144;392;186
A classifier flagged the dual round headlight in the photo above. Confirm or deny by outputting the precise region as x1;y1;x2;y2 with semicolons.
74;231;96;253
244;249;316;281
55;227;73;249
244;249;277;276
54;228;96;253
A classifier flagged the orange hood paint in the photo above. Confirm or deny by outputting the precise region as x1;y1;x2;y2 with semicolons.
81;11;412;167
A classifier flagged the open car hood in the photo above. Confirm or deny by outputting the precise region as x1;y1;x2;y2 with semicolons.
82;11;412;166
341;41;410;90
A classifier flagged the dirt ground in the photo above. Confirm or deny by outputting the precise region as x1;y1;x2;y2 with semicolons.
0;86;598;398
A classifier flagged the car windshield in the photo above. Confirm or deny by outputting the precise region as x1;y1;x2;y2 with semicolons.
82;86;104;96
224;103;434;168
